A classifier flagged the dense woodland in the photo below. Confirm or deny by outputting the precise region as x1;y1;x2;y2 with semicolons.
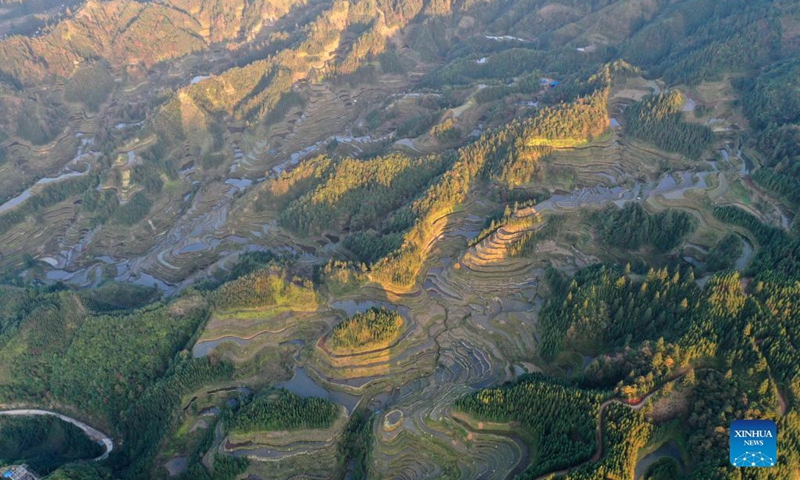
624;91;713;159
230;388;339;433
76;282;160;313
0;281;236;479
114;355;235;479
456;374;603;478
713;206;800;277
337;407;374;480
738;58;800;207
595;202;696;252
482;206;800;478
704;234;744;273
210;266;318;311
0;415;104;475
63;63;114;112
0;0;798;478
371;69;615;287
561;405;651;480
0;292;209;424
522;87;609;148
328;307;404;353
278;154;450;236
14;98;68;145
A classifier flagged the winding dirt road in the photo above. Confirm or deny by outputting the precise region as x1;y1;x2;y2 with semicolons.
531;371;692;480
0;409;113;461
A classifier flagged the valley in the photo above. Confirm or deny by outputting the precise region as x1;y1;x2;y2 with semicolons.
0;0;799;479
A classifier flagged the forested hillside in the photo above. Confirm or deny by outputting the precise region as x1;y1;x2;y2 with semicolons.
0;0;798;479
328;307;404;353
624;91;713;158
0;415;104;475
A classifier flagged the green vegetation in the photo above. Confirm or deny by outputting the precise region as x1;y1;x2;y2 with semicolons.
474;81;536;105
77;282;161;313
15;99;67;145
231;389;338;433
531;207;800;476
211;266;318;311
208;455;249;480
704;234;743;272
751;167;800;204
621;0;791;85
508;214;564;257
540;264;702;362
328;307;403;353
264;90;305;127
468;206;540;248
0;285;38;341
259;156;335;211
431;118;461;142
213;251;284;286
563;405;651;480
318;260;368;295
78;165;164;227
551;270;674;351
0;283;234;479
0;174;95;237
342;231;404;265
64;63;114;112
46;464;110;480
738;59;800;204
0;415;104;475
596;203;696;251
0;293;208;421
421;48;547;88
378;50;404;74
740;58;800;130
643;457;681;480
115;354;234;479
278;154;450;236
469;245;800;477
477;85;609;186
522;87;609;148
0;0;798;478
624;92;713;159
336;408;373;480
456;374;602;478
713;205;800;277
115;192;153;226
374;71;614;287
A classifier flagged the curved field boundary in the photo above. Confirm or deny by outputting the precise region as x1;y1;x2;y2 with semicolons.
531;369;707;480
0;409;113;461
316;312;416;359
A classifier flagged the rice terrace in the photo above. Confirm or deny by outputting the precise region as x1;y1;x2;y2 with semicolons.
0;0;799;479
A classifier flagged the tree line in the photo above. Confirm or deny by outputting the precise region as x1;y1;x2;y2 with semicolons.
0;415;104;475
624;91;713;159
595;202;696;252
328;307;404;353
230;388;339;433
455;374;603;479
210;266;319;311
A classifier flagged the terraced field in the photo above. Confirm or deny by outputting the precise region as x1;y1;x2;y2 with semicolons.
2;64;778;478
175;79;795;477
2;1;798;478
